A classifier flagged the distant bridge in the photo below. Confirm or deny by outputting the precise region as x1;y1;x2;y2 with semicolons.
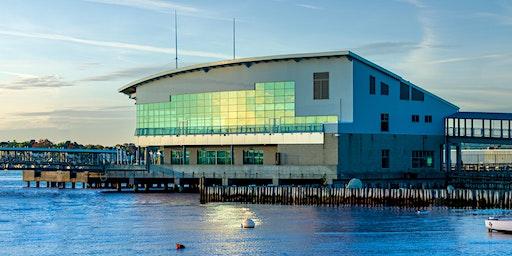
0;147;147;172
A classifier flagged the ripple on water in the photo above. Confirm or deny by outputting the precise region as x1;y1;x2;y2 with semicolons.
1;172;512;255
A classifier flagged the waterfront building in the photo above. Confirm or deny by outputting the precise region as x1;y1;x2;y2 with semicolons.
119;51;459;187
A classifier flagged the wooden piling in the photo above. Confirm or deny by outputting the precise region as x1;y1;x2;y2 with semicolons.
200;186;512;209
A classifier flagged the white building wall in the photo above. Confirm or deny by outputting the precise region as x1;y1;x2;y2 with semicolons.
136;57;354;123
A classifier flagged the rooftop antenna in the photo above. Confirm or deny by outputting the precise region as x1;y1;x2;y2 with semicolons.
232;18;236;59
174;10;178;69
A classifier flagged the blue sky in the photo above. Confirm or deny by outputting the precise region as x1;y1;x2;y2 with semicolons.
0;0;511;145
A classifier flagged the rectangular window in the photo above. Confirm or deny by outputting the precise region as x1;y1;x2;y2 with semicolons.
412;151;434;168
381;149;390;168
171;150;189;165
380;82;389;96
400;82;410;100
425;115;432;123
313;72;329;99
243;149;264;165
380;113;389;132
197;149;232;165
412;115;420;123
411;87;425;101
369;75;376;95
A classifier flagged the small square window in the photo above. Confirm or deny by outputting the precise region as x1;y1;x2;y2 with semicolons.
400;82;410;100
412;115;420;123
425;115;433;123
314;72;329;100
380;113;389;132
370;76;376;95
380;82;389;96
381;149;390;169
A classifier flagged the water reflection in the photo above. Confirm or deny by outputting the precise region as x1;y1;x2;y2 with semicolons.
1;171;512;255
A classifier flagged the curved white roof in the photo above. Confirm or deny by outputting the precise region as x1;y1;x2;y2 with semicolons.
119;50;355;94
118;50;457;109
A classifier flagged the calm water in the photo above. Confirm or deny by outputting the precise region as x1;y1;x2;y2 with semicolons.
1;171;512;255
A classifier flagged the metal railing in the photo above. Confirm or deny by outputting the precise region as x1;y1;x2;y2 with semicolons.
446;127;511;139
136;123;324;136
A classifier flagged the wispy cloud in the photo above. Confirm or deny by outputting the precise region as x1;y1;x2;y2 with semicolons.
0;63;178;90
16;106;133;120
0;75;73;90
395;0;425;8
476;12;512;26
296;4;323;10
79;65;167;82
353;41;449;56
83;0;198;13
426;53;512;65
394;0;442;80
0;29;231;59
82;0;232;21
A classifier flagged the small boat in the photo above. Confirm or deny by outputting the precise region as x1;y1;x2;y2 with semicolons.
485;217;512;233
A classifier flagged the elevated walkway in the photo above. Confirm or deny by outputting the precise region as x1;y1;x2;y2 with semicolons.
444;112;512;172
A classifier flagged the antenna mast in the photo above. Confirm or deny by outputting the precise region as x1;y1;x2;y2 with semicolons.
175;10;178;69
232;18;236;59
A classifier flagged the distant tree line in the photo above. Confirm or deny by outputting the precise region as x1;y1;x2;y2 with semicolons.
0;139;138;154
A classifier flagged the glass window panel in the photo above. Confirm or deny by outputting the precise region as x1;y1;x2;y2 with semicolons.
255;83;264;91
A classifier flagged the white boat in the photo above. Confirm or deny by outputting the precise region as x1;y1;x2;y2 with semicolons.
485;217;512;232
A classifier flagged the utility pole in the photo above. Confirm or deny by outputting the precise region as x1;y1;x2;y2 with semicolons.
175;10;178;69
233;18;236;59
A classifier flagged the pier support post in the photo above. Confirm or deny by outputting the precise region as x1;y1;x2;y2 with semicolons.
174;178;181;192
116;182;121;192
144;184;149;192
35;181;40;188
444;144;452;172
164;183;169;192
71;182;75;189
133;184;139;192
222;177;229;186
26;181;30;188
456;144;462;172
46;182;50;188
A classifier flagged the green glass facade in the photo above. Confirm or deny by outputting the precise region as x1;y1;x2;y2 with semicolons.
136;81;337;136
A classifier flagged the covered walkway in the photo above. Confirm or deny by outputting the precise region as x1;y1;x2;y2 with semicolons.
444;112;512;172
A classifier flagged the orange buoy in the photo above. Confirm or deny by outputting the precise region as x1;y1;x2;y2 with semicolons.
176;243;186;250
